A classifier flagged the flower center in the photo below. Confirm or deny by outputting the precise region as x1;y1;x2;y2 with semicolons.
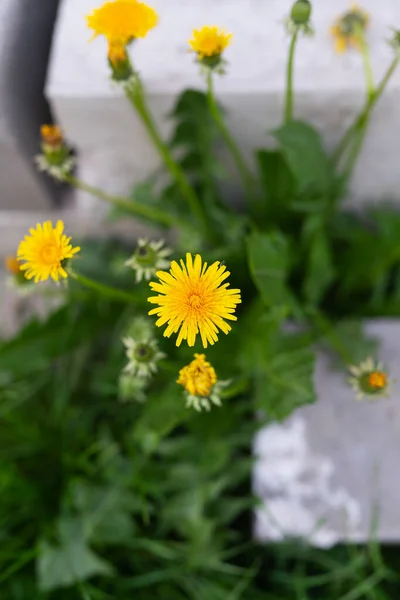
187;293;203;310
134;343;154;363
367;371;387;390
41;243;61;265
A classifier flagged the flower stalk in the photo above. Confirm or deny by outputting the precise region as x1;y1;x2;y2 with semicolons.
65;173;179;228
333;54;400;184
125;76;207;231
205;69;257;211
69;270;138;303
284;28;299;123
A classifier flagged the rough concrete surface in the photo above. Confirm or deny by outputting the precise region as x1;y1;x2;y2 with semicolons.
47;0;400;205
254;320;400;547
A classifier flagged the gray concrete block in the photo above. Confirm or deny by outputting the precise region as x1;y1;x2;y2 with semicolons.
0;0;67;210
47;0;400;206
253;320;400;547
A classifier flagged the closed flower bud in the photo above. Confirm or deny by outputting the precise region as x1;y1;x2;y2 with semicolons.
107;42;134;82
291;0;312;25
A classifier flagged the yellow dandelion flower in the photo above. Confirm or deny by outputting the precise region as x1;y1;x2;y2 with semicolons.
87;0;158;44
40;125;63;148
4;255;22;275
177;353;227;411
189;26;232;59
330;4;369;53
177;353;217;397
148;253;241;348
367;371;387;390
17;221;80;283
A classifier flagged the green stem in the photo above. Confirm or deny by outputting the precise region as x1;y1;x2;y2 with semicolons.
340;120;368;186
333;55;399;168
220;377;250;399
205;69;257;210
359;31;375;101
69;270;138;303
65;174;177;228
374;53;400;101
125;77;207;230
284;29;299;123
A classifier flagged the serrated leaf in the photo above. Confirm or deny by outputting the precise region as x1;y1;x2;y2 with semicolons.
303;227;335;306
133;383;190;452
70;481;135;545
256;149;296;203
272;120;330;195
327;319;379;367
170;89;209;119
37;538;113;592
255;331;317;421
246;231;293;309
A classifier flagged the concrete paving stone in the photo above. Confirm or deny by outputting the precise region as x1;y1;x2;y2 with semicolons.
253;320;400;547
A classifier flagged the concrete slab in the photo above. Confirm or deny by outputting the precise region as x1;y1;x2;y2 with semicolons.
253;320;400;547
47;0;400;205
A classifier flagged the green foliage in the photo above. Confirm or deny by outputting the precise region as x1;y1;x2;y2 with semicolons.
5;9;400;597
271;120;331;196
246;230;293;309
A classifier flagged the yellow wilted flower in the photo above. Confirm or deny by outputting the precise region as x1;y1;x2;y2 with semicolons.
148;253;241;348
330;4;369;53
87;0;158;44
40;125;63;149
189;26;232;60
177;353;226;411
17;221;80;283
4;256;22;276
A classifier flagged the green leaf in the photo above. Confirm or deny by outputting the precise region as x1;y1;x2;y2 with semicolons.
256;149;296;204
327;319;379;367
239;305;316;420
38;539;112;592
133;382;190;453
272;120;330;195
246;231;294;309
37;518;114;592
70;481;135;545
255;330;317;421
302;218;335;305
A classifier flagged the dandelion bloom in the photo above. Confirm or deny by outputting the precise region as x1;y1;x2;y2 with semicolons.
330;4;369;53
87;0;158;44
177;353;226;411
177;354;217;398
148;253;241;348
17;221;80;283
348;357;390;400
189;26;232;59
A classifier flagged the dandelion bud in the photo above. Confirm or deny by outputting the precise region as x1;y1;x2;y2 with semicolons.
290;0;312;26
348;357;391;400
125;239;172;283
107;42;134;82
35;125;75;180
